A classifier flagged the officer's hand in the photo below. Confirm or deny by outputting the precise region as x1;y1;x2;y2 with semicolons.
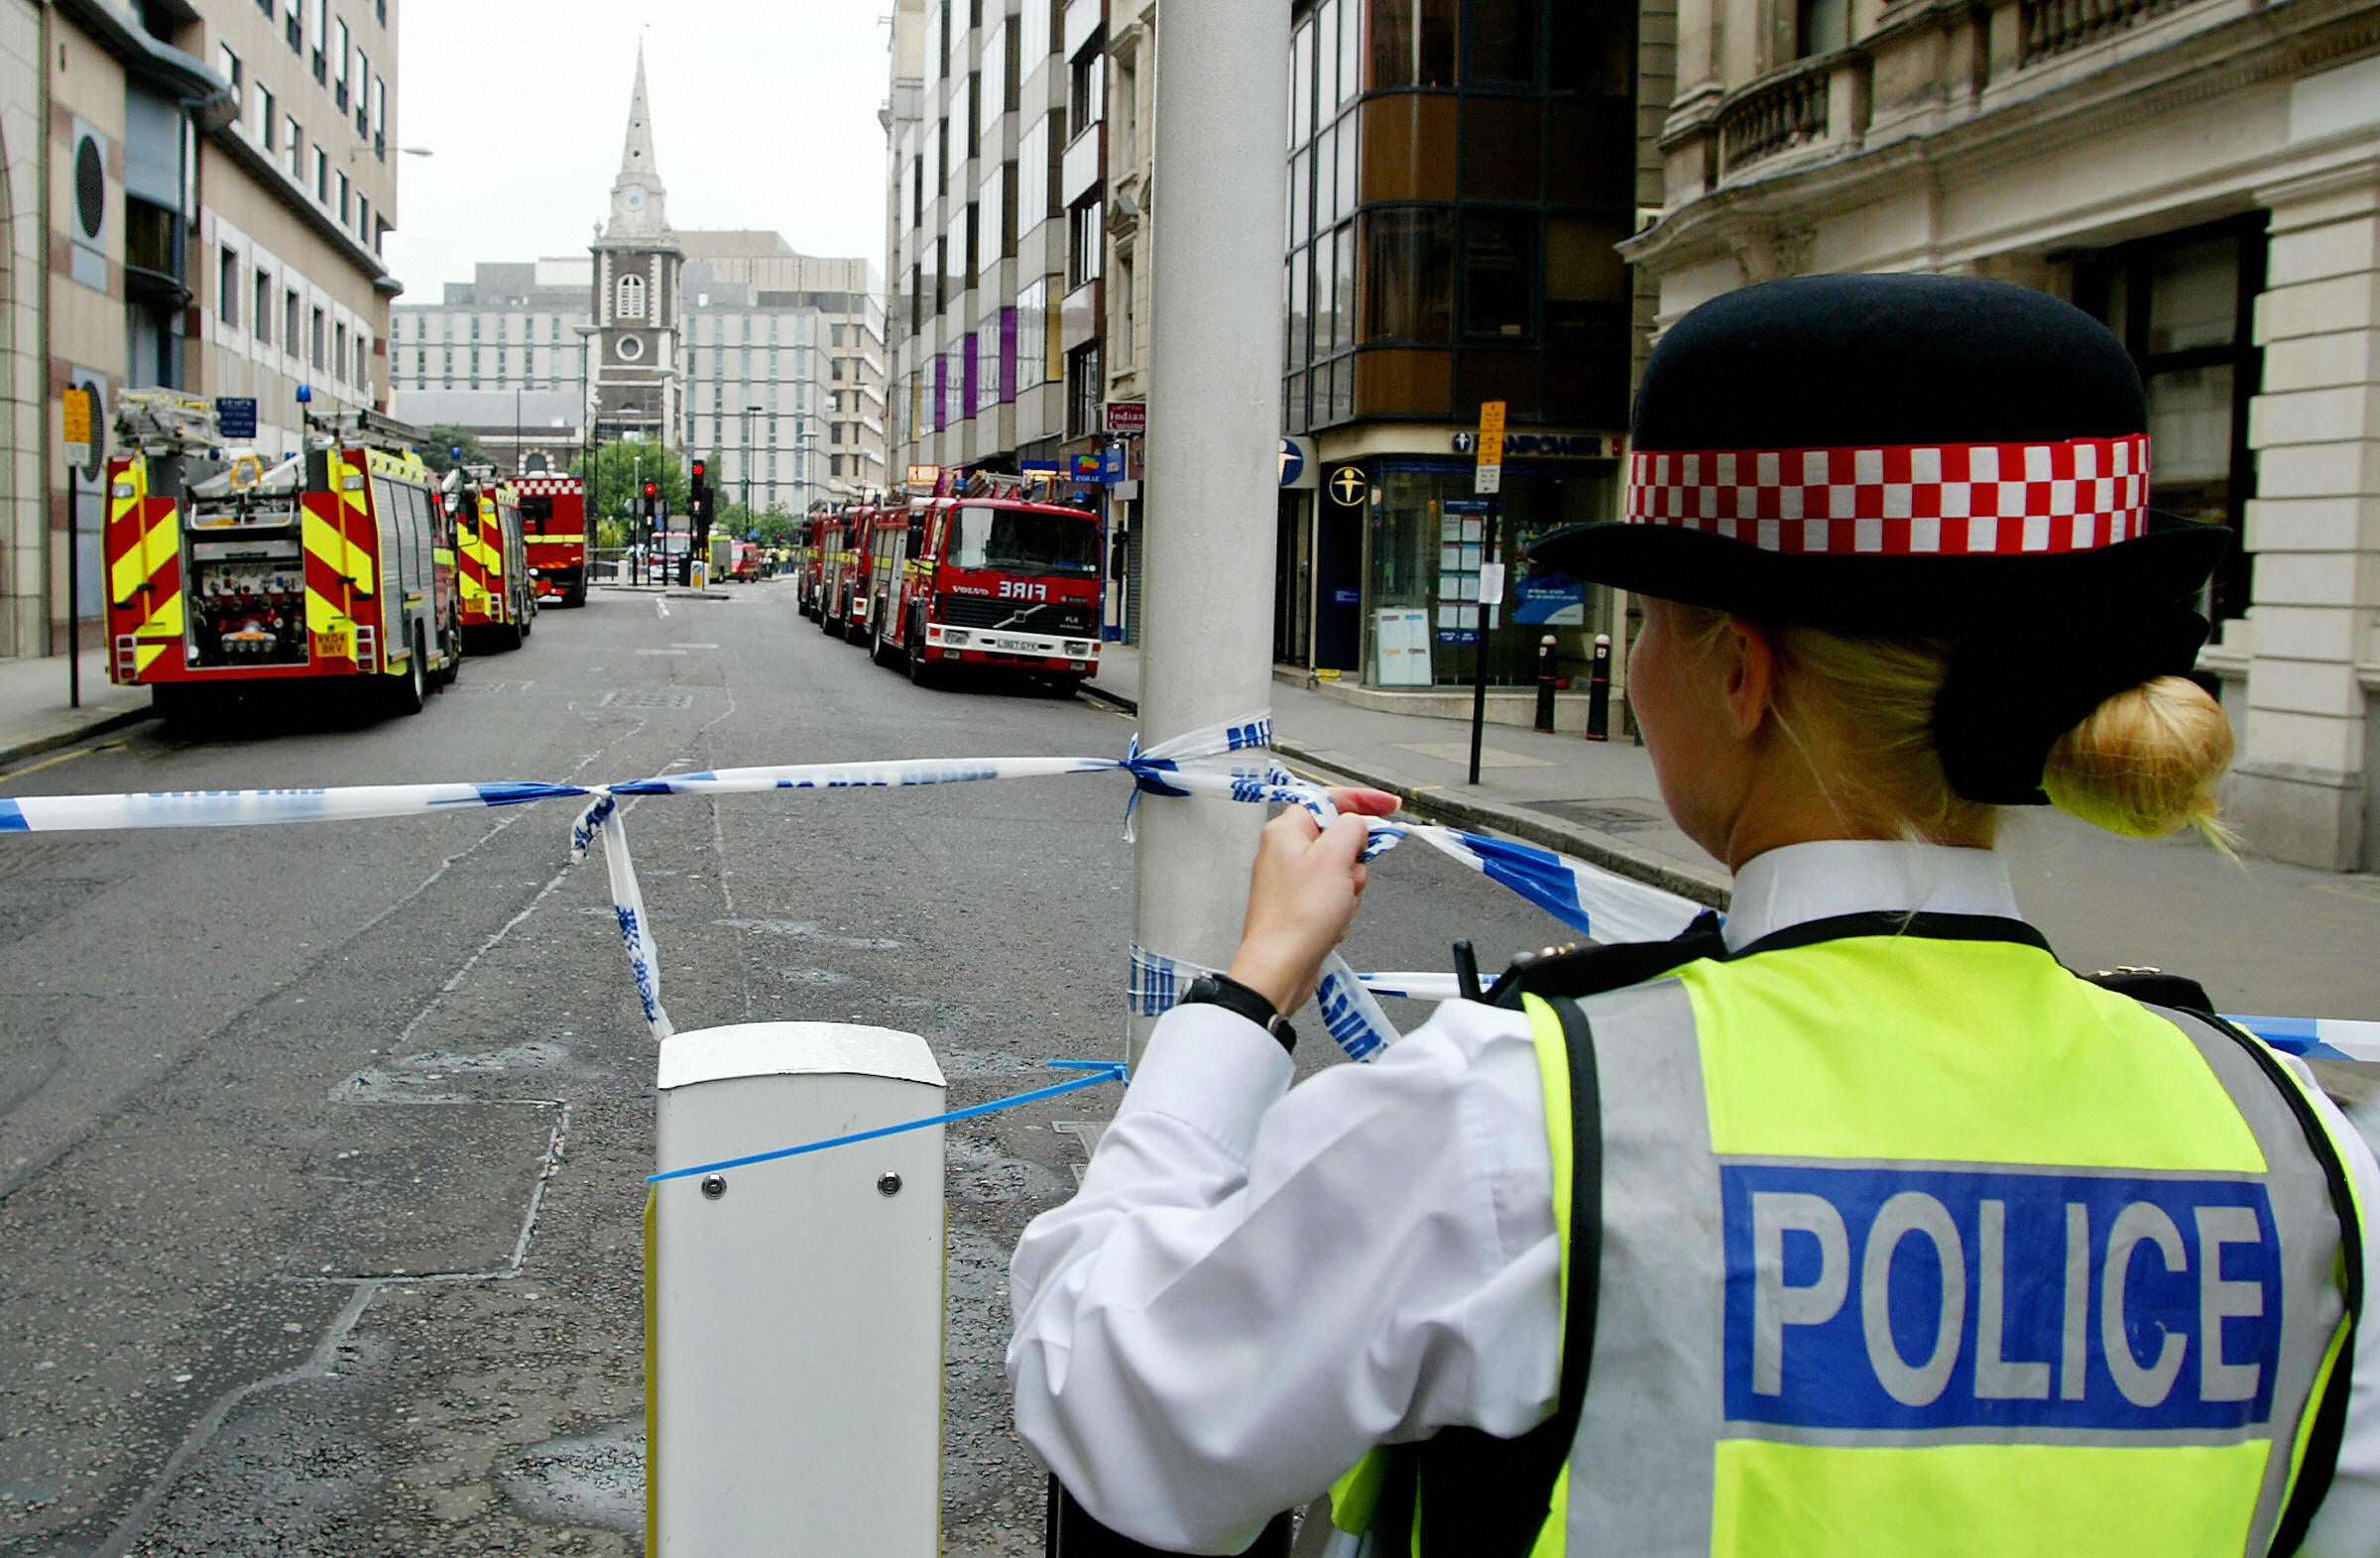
1228;788;1400;1016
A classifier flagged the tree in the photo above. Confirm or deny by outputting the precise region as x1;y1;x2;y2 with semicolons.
418;426;488;475
571;440;691;524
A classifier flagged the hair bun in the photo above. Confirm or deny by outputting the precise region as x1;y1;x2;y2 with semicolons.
2041;676;2234;842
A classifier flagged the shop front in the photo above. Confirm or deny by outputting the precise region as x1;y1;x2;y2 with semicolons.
1335;440;1623;691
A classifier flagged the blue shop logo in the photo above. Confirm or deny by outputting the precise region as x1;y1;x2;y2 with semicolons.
1721;1163;2280;1433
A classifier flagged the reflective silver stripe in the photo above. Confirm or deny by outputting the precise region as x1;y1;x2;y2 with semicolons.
2143;1005;2349;1557
1559;977;1720;1558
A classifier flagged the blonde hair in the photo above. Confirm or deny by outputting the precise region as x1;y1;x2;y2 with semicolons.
1680;607;2237;847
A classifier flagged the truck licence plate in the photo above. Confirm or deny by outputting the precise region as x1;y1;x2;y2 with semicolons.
310;627;351;660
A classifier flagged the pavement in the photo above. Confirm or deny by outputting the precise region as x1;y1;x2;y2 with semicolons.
0;650;157;773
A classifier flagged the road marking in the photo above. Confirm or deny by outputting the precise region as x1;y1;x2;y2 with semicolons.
0;739;123;782
635;649;687;656
669;643;718;651
655;599;670;619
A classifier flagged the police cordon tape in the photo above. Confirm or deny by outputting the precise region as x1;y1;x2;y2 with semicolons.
3;711;2372;1179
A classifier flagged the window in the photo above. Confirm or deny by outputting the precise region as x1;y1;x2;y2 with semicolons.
334;19;351;109
283;116;300;179
335;321;348;382
1116;247;1135;368
357;193;369;238
370;74;385;156
1117;51;1138;164
217;45;243;112
1797;0;1848;58
2075;218;2264;622
308;0;327;81
255;84;276;149
336;170;349;225
312;145;328;202
310;305;326;371
218;247;241;329
1068;200;1104;289
356;334;368;388
286;289;301;356
1362;207;1455;342
618;273;646;318
1016;112;1051;234
1066;341;1103;438
1462;211;1536;339
1069;40;1105;141
254;268;272;342
1468;0;1538;83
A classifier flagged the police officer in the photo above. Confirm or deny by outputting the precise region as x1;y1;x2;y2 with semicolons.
1007;276;2378;1557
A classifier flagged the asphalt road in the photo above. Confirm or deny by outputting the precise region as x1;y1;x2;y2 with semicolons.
0;581;1571;1557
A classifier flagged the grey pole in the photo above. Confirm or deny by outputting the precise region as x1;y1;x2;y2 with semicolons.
1129;0;1291;1062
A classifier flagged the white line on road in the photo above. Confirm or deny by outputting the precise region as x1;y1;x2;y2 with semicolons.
636;649;687;656
655;599;670;618
670;643;718;650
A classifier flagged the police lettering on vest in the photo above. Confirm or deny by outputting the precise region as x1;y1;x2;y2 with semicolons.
1727;1164;2279;1433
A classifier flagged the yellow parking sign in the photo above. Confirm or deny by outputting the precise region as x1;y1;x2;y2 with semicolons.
61;388;93;464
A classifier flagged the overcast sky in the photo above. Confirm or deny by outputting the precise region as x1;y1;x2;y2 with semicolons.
382;0;892;298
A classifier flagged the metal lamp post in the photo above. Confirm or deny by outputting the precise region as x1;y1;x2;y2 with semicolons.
744;403;762;524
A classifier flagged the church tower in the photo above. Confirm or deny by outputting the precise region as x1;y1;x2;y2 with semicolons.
589;48;684;448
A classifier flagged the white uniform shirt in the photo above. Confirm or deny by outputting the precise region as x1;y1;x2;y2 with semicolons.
1008;841;2380;1556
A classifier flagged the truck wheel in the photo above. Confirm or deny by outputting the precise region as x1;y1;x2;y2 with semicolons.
436;621;463;685
386;629;427;717
870;629;897;669
565;586;588;608
907;630;940;689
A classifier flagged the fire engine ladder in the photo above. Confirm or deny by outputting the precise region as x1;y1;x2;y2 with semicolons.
305;406;428;455
113;391;217;456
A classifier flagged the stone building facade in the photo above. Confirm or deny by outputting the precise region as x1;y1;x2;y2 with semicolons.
1624;0;2380;870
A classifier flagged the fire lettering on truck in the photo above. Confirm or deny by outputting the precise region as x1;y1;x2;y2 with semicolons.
998;579;1050;602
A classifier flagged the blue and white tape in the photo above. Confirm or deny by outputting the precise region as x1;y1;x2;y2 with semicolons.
2;710;2367;1071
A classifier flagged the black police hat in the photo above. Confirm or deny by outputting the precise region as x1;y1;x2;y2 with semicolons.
1527;275;2230;803
1529;274;2227;637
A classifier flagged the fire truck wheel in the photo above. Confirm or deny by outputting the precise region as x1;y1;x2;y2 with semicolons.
907;631;940;690
565;587;588;608
870;630;897;669
385;629;427;717
820;601;841;636
436;623;463;684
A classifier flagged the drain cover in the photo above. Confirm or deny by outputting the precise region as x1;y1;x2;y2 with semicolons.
1525;798;1668;833
600;689;696;709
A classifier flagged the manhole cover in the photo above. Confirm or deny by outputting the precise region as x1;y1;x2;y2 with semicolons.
1524;798;1668;833
600;689;696;709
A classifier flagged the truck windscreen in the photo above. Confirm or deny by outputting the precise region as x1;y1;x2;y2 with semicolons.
950;506;1099;578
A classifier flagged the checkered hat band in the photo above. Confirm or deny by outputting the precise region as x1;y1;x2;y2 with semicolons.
1623;435;2151;556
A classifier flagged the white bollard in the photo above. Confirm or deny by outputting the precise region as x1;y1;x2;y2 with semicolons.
648;1022;947;1556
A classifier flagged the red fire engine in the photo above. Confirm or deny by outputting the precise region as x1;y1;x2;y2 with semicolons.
812;506;865;636
862;491;1104;689
442;467;536;649
515;473;588;606
103;393;459;721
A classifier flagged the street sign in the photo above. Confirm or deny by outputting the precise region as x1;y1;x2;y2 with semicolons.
1327;465;1368;507
60;388;93;466
1478;561;1506;607
906;463;941;487
1475;400;1506;495
1103;401;1146;434
215;396;258;440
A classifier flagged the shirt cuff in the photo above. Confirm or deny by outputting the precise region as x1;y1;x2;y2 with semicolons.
1120;1002;1297;1164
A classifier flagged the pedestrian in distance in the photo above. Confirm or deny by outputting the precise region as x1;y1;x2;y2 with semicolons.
1008;275;2379;1557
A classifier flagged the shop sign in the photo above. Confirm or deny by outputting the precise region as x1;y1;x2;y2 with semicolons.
1327;465;1368;506
1451;431;1614;460
1103;401;1146;434
1280;436;1317;490
1069;452;1104;480
906;463;942;487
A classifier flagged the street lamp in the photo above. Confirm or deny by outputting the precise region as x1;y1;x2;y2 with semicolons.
744;403;762;529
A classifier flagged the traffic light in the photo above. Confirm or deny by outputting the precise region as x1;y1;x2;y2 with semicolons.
643;479;658;520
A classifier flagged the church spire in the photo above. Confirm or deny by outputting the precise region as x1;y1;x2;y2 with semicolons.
605;46;669;240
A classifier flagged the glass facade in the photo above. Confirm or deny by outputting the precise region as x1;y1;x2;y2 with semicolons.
1285;0;1638;437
